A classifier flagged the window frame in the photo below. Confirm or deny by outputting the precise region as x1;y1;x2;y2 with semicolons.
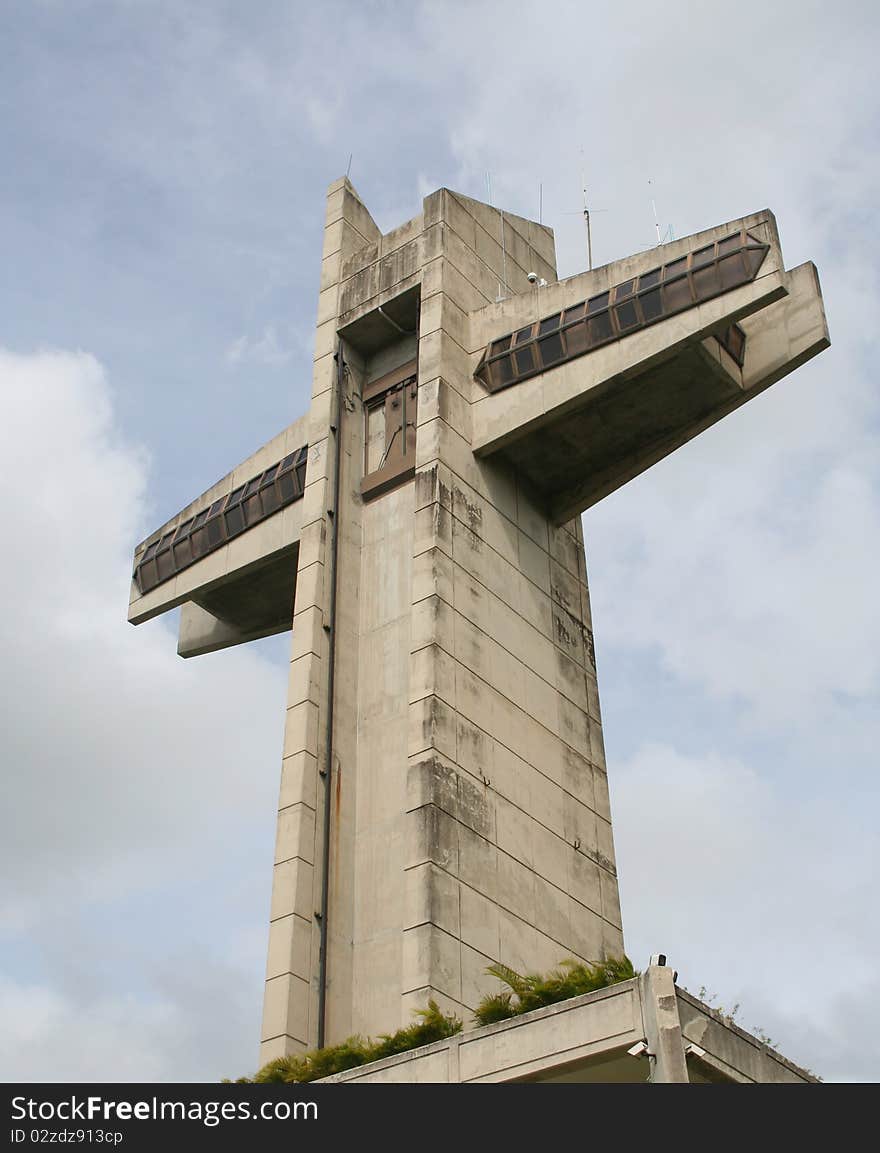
361;359;418;499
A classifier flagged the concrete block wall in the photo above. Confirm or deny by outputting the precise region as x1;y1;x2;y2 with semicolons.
403;189;622;1027
261;181;624;1062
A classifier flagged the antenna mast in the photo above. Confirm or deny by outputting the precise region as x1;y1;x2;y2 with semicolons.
649;179;662;245
582;177;593;271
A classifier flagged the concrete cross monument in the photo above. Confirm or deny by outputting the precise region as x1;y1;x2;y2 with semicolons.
128;180;829;1078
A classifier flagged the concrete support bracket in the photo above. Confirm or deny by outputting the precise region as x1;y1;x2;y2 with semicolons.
639;964;689;1083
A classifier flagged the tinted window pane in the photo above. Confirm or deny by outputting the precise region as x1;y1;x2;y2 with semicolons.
717;253;746;290
225;505;245;536
639;268;661;289
173;538;193;567
260;485;280;516
615;279;634;299
692;264;720;299
227;486;245;507
243;495;261;525
719;324;746;365
538;313;561;336
717;233;741;256
742;245;767;278
261;464;279;485
640;288;663;321
662;277;692;312
139;559;158;591
280;452;296;472
193;509;209;528
664;257;688;281
190;528;207;558
691;244;715;269
243;478;261;497
143;541;159;561
564;302;586;323
513;346;536;376
491;335;511;355
589;312;614;343
614;300;639;331
515;326;533;345
538;332;565;366
493;355;515;388
588;292;610;314
278;471;296;502
206;517;226;547
156;550;174;581
563;321;590;357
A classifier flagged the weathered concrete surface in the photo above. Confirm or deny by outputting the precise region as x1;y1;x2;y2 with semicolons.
316;964;817;1083
253;184;622;1059
640;964;689;1083
677;987;817;1084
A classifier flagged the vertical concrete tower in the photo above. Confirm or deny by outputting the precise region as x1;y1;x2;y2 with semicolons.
127;177;827;1068
262;180;620;1061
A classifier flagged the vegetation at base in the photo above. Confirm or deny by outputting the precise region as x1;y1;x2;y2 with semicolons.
473;956;637;1026
227;955;636;1082
228;1000;462;1084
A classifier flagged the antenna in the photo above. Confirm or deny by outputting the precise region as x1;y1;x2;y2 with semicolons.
562;186;608;272
648;179;662;246
647;179;675;246
582;179;594;271
346;153;353;179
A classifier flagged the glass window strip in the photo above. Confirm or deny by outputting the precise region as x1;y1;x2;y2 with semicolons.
476;230;768;393
134;444;310;593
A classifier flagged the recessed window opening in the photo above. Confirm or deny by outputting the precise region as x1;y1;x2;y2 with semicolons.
361;358;418;499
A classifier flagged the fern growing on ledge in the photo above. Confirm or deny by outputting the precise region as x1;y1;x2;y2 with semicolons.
227;957;636;1082
473;956;637;1026
228;1000;462;1084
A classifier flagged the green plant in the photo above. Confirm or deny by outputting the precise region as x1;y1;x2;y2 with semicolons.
473;955;637;1026
228;1000;462;1084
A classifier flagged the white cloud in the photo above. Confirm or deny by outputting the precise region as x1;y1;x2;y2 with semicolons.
224;324;293;366
0;348;287;1078
613;742;880;1081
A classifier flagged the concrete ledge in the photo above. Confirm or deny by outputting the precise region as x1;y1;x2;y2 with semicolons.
314;966;817;1083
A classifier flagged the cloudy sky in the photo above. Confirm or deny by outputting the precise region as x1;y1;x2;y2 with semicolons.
1;0;877;1083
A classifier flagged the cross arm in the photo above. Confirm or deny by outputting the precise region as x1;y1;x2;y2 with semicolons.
467;210;829;521
127;412;310;657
